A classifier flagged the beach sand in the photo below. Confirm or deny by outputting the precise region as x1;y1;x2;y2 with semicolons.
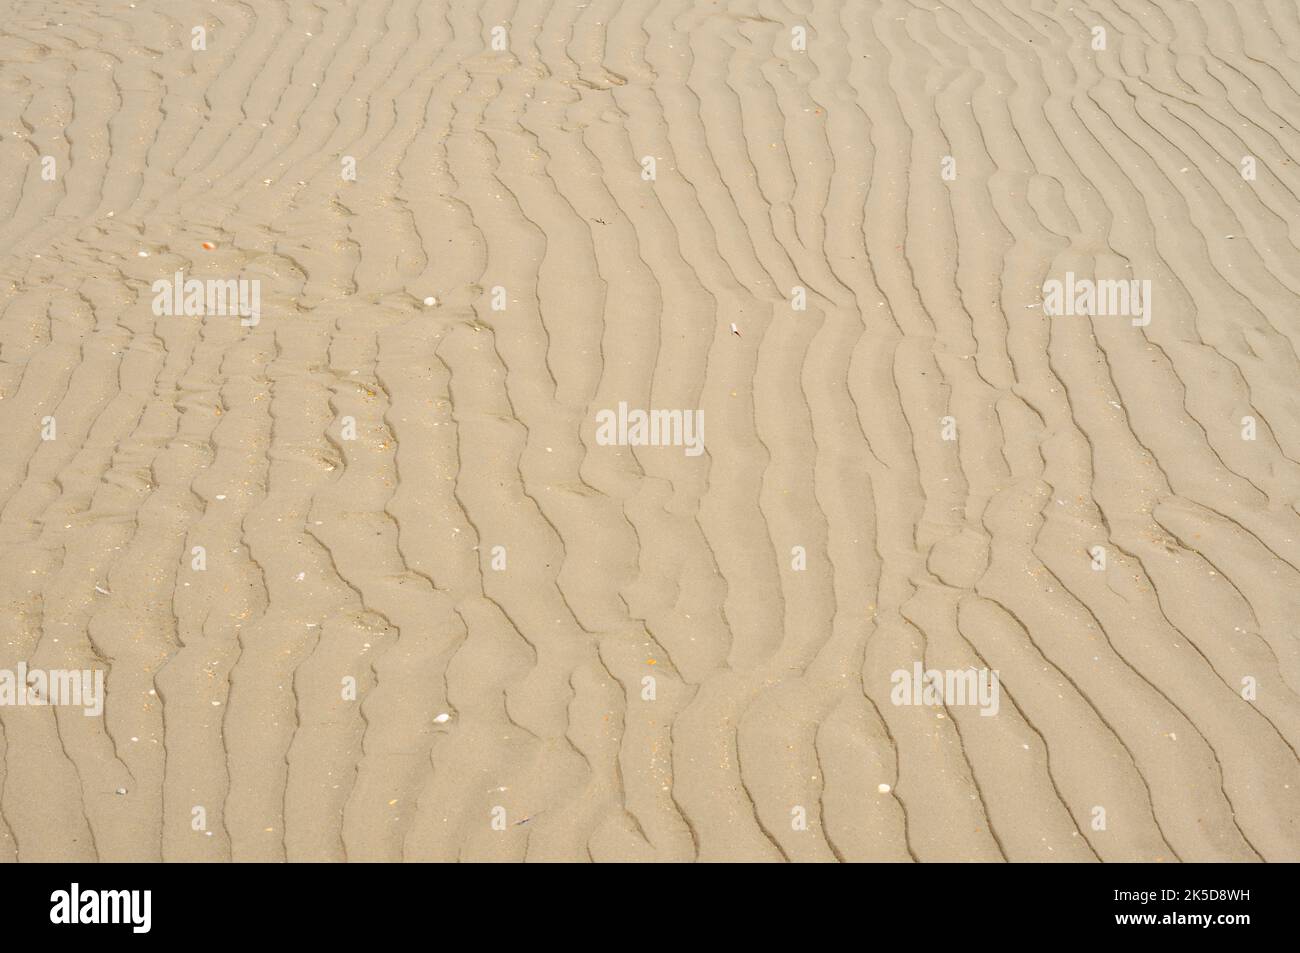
0;0;1297;861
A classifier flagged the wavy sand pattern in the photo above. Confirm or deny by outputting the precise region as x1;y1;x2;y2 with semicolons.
0;0;1298;862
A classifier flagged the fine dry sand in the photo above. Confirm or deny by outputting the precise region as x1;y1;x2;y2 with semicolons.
0;0;1298;862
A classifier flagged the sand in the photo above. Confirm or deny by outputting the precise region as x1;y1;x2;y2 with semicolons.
0;0;1297;862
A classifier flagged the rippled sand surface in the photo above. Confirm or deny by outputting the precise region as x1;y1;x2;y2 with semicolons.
0;0;1298;861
